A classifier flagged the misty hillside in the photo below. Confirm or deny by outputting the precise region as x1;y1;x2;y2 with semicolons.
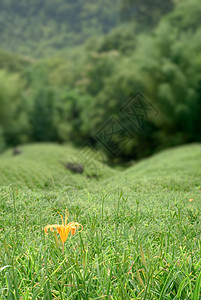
0;0;120;57
0;0;176;57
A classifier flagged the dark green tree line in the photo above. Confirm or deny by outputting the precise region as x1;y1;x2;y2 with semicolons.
0;0;201;161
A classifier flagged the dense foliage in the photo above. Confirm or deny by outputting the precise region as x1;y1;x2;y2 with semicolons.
0;0;201;161
120;0;174;28
0;0;120;57
0;0;176;57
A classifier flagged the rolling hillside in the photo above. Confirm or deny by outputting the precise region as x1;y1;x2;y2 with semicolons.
74;143;201;211
104;143;201;192
0;143;200;209
1;143;201;194
0;143;116;189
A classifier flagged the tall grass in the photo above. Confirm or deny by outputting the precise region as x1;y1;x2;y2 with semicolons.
0;188;200;299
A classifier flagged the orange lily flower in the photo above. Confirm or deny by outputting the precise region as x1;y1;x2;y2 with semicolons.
44;209;83;253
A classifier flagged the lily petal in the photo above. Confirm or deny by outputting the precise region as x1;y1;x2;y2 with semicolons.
44;224;59;234
57;225;71;243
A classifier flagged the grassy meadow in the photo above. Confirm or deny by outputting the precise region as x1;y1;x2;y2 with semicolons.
0;143;201;299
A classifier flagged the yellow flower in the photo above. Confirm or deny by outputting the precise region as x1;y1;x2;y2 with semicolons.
189;198;193;202
44;209;83;252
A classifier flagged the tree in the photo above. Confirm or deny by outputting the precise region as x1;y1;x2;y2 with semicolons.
120;0;174;28
29;85;58;142
0;70;27;146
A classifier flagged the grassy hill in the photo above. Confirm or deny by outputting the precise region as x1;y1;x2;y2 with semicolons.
103;143;201;194
0;143;200;299
0;143;115;189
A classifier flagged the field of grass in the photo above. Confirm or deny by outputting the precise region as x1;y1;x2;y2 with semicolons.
0;143;200;299
0;144;115;190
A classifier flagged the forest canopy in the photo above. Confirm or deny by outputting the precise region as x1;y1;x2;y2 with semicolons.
0;0;175;57
0;0;201;160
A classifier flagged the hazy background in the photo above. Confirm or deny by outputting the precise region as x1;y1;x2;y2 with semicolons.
0;0;201;161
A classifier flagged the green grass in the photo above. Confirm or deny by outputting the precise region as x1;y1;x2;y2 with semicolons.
0;143;200;299
0;143;116;190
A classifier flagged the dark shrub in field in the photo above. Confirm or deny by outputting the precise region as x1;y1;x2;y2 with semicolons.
65;162;84;174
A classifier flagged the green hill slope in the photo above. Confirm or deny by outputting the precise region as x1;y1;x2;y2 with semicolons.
0;143;116;189
92;144;201;205
76;143;201;210
1;143;201;197
106;143;201;192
